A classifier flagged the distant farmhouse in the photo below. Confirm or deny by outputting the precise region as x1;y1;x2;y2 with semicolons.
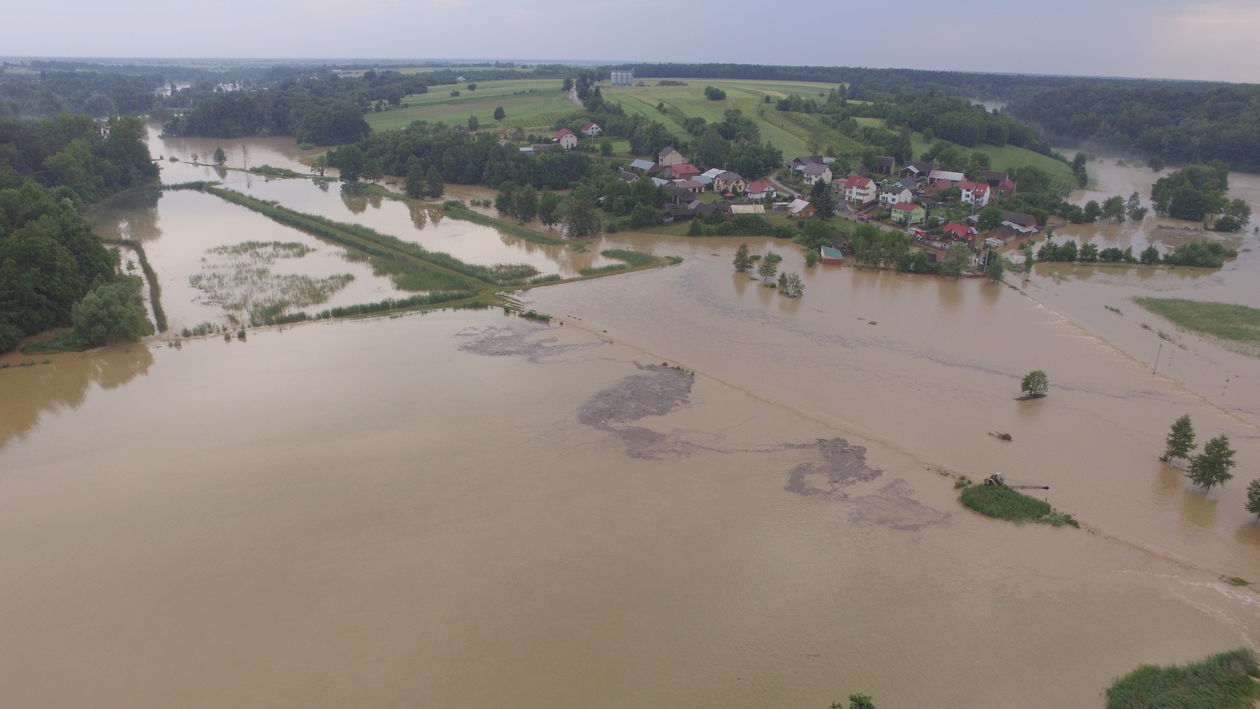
610;71;634;86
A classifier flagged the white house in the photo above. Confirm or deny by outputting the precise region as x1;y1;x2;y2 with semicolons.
555;129;578;150
745;181;777;200
581;122;602;137
879;184;914;207
842;176;877;204
928;169;964;184
959;181;991;207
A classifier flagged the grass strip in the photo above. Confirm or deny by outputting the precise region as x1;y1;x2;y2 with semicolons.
1133;297;1260;348
441;202;567;246
99;238;167;333
1106;648;1260;709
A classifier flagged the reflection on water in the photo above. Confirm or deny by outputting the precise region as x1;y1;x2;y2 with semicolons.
0;344;153;450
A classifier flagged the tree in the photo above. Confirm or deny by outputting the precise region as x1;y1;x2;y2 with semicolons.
938;242;972;277
71;276;154;347
1187;435;1236;491
562;77;574;92
1246;479;1260;520
781;272;805;297
1021;370;1048;398
733;243;752;272
1139;244;1161;264
335;145;364;182
849;695;876;709
213;147;226;165
559;194;601;237
493;106;506;121
467;116;479;132
757;252;779;282
1161;414;1196;462
467;83;477;91
424;165;444;198
404;158;424;198
977;204;1003;231
811;179;834;219
687;219;703;236
538;192;561;228
984;249;1004;283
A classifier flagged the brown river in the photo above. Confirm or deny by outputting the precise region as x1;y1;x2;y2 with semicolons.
2;138;1259;707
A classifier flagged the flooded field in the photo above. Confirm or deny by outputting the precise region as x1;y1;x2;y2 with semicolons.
4;139;1260;707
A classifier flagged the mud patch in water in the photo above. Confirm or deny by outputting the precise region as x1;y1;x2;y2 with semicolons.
456;324;600;362
785;437;947;531
577;364;695;459
785;437;883;495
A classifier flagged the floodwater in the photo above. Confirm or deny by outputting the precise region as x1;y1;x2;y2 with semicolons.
4;141;1260;707
146;124;617;278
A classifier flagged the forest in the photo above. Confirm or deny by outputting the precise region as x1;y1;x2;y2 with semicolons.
0;114;157;352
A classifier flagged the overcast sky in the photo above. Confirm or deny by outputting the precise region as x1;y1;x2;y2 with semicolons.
3;0;1256;83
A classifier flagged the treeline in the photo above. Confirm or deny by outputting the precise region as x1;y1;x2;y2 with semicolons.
1006;84;1260;172
0;70;159;118
0;114;158;202
328;121;593;189
1037;236;1237;268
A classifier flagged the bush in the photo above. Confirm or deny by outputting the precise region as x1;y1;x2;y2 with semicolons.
960;484;1051;523
1106;648;1260;709
71;277;154;347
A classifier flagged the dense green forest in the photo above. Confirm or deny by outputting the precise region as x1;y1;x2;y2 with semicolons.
1005;84;1260;172
0;114;157;352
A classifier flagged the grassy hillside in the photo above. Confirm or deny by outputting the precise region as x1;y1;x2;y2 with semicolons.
364;77;1073;188
365;78;573;132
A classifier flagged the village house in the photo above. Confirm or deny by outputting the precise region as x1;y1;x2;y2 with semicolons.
676;178;706;194
664;183;694;205
554;129;578;150
661;163;701;181
657;145;686;166
799;162;833;185
1001;210;1039;229
942;222;976;241
978;170;1009;187
581;122;602;137
958;181;991;207
787;198;816;218
842;175;877;204
505;127;525;142
700;167;725;182
874;156;897;175
899;161;936;179
878;183;913;207
927;169;964;185
745;181;777;200
820;245;845;264
995;177;1018;197
629;158;655;172
890;201;926;226
713;171;747;194
617;169;638;183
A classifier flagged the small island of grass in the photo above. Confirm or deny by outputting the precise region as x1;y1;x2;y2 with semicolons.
959;483;1078;527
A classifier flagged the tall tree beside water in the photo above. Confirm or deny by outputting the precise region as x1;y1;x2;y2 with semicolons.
1187;435;1236;491
1161;414;1196;462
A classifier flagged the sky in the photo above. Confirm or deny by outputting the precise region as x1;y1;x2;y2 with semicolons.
3;0;1257;83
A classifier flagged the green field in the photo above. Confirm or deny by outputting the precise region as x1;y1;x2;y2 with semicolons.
365;78;575;132
1134;298;1260;352
364;77;1074;187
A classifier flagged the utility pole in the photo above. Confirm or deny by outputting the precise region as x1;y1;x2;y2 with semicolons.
1153;340;1163;375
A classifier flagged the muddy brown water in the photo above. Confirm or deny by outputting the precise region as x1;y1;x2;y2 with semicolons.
3;145;1260;707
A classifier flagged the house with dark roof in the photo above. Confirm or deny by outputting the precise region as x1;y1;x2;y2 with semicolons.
1001;211;1038;228
879;183;914;207
658;146;686;166
979;170;1009;187
629;158;655;172
713;171;747;194
875;156;897;175
900;161;937;179
800;162;833;185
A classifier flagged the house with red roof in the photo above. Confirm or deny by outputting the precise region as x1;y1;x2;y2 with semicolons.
842;176;877;204
746;181;777;200
662;163;701;180
942;222;976;240
555;129;578;150
995;178;1017;197
958;181;991;207
581;122;602;137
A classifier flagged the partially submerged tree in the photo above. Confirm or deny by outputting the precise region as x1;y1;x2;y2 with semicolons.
1021;370;1048;398
213;147;226;165
733;243;752;272
757;251;779;283
1161;414;1196;462
984;249;1004;283
1246;479;1260;521
1187;434;1236;491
